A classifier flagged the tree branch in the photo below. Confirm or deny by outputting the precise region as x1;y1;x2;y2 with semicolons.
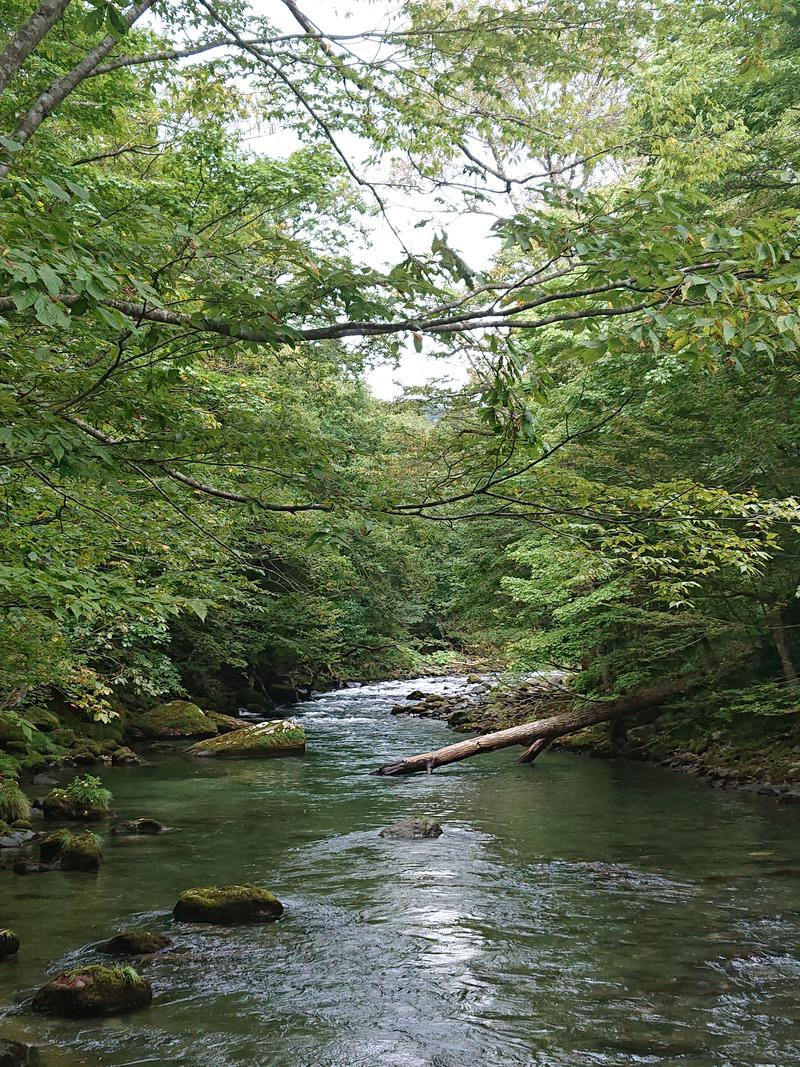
0;0;72;95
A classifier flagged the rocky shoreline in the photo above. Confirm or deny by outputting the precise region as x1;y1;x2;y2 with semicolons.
392;677;800;803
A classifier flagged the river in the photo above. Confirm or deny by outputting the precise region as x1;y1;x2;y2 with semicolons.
2;676;800;1065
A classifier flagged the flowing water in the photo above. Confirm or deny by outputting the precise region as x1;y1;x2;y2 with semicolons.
2;677;800;1066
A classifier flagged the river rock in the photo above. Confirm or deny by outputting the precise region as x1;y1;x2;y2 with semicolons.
42;789;106;822
111;746;142;766
99;930;172;956
0;929;19;957
32;965;152;1017
186;720;305;759
0;829;35;849
203;711;246;734
60;831;102;872
173;884;284;924
406;690;430;700
0;1040;33;1066
131;700;217;740
12;860;53;875
32;773;57;787
111;817;166;836
379;817;443;839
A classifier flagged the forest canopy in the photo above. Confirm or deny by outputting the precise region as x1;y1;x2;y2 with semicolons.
0;0;798;731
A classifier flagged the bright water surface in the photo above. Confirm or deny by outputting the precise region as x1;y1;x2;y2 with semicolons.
2;676;800;1066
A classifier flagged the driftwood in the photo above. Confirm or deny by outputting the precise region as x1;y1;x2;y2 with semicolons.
373;678;692;776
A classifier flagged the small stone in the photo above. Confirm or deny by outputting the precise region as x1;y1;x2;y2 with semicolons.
111;818;166;836
173;884;283;924
111;747;141;766
0;829;35;849
12;860;52;875
379;817;443;840
0;929;20;957
0;1039;32;1066
33;965;151;1017
32;773;57;787
98;930;172;956
405;690;429;700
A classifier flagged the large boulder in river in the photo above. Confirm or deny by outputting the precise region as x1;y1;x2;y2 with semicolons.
132;700;217;740
186;719;305;759
203;711;246;734
99;930;172;956
173;884;283;924
32;965;152;1017
379;817;443;840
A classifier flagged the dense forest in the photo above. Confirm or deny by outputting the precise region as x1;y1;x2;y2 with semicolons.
0;0;798;774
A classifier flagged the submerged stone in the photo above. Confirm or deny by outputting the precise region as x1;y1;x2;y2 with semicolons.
173;883;283;924
379;817;443;840
186;720;305;759
32;965;151;1017
0;1039;32;1067
111;817;166;836
132;700;217;740
99;930;172;956
12;860;52;875
0;929;20;957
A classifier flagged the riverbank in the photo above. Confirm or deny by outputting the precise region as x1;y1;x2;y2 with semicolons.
392;677;800;801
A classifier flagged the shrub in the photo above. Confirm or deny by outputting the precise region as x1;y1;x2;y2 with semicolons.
0;779;32;823
64;774;112;810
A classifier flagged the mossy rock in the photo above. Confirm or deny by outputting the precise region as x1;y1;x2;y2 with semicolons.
24;707;60;733
111;817;165;836
60;831;102;872
0;929;20;958
173;884;283;924
132;700;217;740
32;965;151;1017
0;713;29;745
99;930;172;956
186;720;305;759
379;817;443;840
203;711;246;734
111;746;141;766
42;789;107;822
39;829;74;864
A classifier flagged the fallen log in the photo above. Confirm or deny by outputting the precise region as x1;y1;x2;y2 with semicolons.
372;678;692;776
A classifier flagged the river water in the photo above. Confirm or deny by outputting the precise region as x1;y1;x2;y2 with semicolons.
2;676;800;1066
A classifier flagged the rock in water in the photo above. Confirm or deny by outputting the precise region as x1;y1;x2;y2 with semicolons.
32;965;152;1017
99;930;172;956
379;817;443;840
173;884;283;924
111;817;166;836
60;831;102;872
131;700;217;740
111;746;142;766
186;720;305;759
0;1039;33;1066
41;790;106;822
203;711;246;734
0;929;20;957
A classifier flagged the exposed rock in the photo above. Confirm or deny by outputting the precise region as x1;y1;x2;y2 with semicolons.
466;674;482;684
0;1039;33;1067
406;690;430;701
131;700;217;740
0;829;35;849
111;817;166;836
99;930;172;956
186;720;305;759
447;709;474;728
60;831;102;872
173;883;283;924
12;860;52;875
111;746;142;766
0;929;20;957
39;829;74;864
42;790;106;822
32;772;57;787
203;711;246;734
379;817;443;840
32;965;152;1017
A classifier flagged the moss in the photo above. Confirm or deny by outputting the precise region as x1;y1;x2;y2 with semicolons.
42;780;109;822
32;965;151;1017
0;929;20;958
132;700;216;740
203;710;246;734
0;780;31;823
39;829;74;864
60;831;102;872
173;883;284;924
19;753;49;773
99;930;172;956
187;719;305;760
111;746;141;765
25;707;60;732
0;754;20;780
0;713;29;745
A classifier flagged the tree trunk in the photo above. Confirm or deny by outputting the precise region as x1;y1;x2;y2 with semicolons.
767;607;798;684
514;738;550;764
373;677;693;776
0;0;72;96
